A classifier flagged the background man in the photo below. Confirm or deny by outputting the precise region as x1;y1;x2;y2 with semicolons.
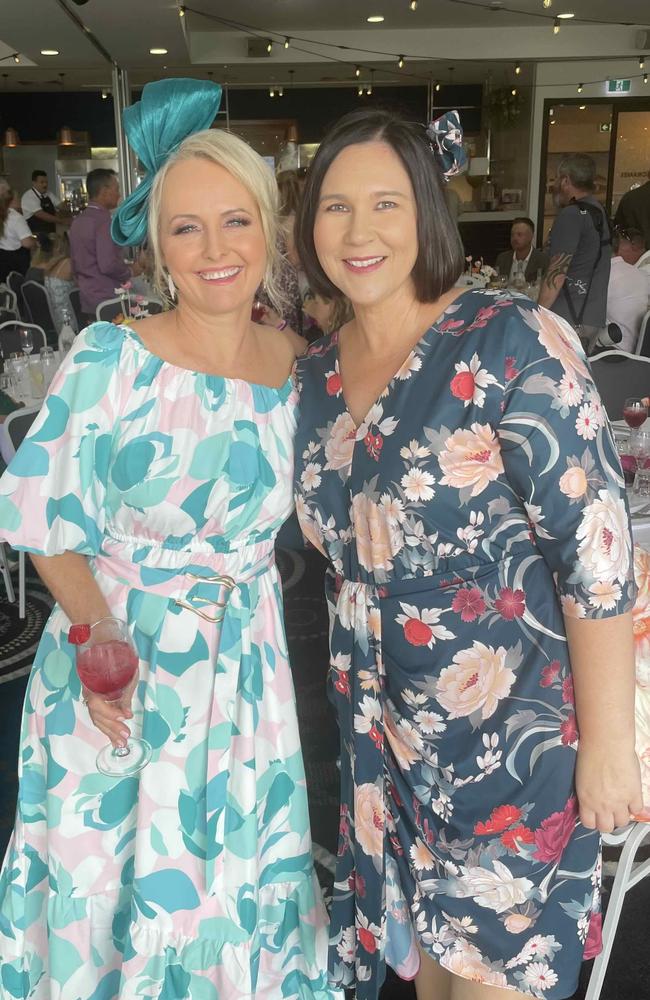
538;153;611;352
615;169;650;248
614;226;650;283
69;168;139;323
496;217;548;284
604;230;649;353
21;170;68;247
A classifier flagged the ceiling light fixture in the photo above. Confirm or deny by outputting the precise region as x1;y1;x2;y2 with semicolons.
355;65;361;77
644;73;649;84
640;56;646;69
41;49;60;56
553;17;560;33
577;83;583;93
150;47;168;55
515;63;521;75
277;85;283;97
410;0;418;9
579;104;586;110
367;15;385;23
269;86;275;97
542;0;552;7
557;11;575;17
3;126;19;147
435;80;441;92
266;39;273;53
511;87;517;96
549;106;554;115
178;4;185;15
284;37;290;48
13;54;20;64
398;55;404;68
101;88;108;99
358;84;364;96
550;119;556;125
367;70;374;95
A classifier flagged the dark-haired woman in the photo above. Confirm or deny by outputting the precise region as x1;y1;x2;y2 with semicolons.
293;109;642;1000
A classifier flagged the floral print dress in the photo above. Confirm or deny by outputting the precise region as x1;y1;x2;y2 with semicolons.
293;290;635;1000
0;323;338;1000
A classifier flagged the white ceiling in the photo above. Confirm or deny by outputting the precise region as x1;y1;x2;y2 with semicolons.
0;0;649;92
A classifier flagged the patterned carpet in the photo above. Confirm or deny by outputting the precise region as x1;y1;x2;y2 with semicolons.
1;552;649;999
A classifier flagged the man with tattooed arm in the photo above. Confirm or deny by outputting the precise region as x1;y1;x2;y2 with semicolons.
538;154;612;353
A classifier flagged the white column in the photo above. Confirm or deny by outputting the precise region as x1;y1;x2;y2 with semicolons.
112;65;135;200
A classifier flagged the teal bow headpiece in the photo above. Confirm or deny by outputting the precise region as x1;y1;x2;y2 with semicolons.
111;78;223;247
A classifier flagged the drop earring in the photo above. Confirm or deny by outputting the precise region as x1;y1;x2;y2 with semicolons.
166;272;177;300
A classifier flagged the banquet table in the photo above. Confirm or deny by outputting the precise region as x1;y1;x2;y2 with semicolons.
0;352;60;464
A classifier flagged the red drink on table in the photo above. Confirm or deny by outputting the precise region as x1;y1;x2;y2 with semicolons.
623;397;647;429
69;617;151;776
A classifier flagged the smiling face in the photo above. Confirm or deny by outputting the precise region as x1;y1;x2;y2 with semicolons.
312;140;419;310
158;156;267;317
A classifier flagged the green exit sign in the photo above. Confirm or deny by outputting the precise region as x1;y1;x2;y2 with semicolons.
607;78;631;93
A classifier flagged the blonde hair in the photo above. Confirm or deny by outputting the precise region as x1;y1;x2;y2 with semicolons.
148;128;284;310
0;178;13;237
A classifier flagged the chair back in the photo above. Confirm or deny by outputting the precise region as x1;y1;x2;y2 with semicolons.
3;405;40;459
68;287;85;331
590;350;650;420
21;281;57;345
636;310;650;358
0;285;18;317
0;321;47;358
96;296;163;324
5;272;27;321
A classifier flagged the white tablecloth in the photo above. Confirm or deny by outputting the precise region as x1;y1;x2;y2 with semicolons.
0;353;61;464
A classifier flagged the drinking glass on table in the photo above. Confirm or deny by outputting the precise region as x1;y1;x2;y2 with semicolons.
19;328;34;356
629;428;650;491
623;397;648;429
69;617;151;776
40;346;57;391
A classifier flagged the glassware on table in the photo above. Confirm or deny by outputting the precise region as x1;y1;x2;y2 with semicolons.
19;328;34;356
11;355;30;400
629;428;650;491
28;358;45;399
623;397;648;429
71;617;151;776
40;346;57;391
635;467;650;498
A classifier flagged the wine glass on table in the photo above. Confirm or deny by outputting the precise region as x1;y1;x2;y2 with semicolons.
623;397;647;430
69;618;151;776
629;428;650;493
19;328;34;357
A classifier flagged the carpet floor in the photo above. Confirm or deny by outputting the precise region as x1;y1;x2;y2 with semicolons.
1;551;648;999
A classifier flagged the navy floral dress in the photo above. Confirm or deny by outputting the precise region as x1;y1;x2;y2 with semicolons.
293;290;635;1000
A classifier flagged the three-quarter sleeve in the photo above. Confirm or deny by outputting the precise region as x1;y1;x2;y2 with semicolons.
0;323;126;556
498;302;635;619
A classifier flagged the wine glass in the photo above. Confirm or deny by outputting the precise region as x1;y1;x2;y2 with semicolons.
71;617;151;776
629;428;650;491
623;397;647;430
19;328;34;356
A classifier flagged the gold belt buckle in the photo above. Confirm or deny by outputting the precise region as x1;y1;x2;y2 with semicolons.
174;572;236;623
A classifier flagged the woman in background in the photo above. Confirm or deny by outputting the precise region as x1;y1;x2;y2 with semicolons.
0;178;37;281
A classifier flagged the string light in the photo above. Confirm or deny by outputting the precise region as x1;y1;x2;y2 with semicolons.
266;39;273;53
435;80;441;92
269;86;275;97
515;63;521;75
277;85;284;96
409;0;418;9
355;65;361;77
284;37;290;49
640;56;646;70
398;55;404;68
553;17;560;33
542;0;552;7
358;84;364;96
13;54;19;64
577;83;583;93
645;73;649;84
178;4;185;16
511;87;517;96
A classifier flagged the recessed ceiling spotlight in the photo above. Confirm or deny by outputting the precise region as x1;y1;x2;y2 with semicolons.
557;11;575;17
150;48;168;55
41;49;60;56
367;15;385;23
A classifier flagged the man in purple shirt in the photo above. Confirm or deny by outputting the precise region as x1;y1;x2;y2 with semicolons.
69;169;137;319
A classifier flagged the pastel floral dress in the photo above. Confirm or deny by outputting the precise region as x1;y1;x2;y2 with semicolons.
0;323;339;1000
293;290;635;1000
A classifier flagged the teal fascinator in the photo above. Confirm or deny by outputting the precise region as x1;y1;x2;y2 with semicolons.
111;78;222;247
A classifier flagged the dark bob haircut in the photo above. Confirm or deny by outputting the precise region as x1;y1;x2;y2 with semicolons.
296;108;465;303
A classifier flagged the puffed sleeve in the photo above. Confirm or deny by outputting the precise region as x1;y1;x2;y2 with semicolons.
497;301;635;619
0;322;126;556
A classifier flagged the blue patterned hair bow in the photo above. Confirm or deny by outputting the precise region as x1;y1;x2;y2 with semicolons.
426;110;467;182
111;78;222;247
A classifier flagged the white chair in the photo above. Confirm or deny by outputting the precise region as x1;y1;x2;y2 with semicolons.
96;296;163;324
584;821;650;1000
0;542;16;603
0;320;47;358
0;284;18;318
635;309;650;357
2;405;40;618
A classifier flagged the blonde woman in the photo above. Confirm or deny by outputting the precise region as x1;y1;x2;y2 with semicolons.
0;80;338;1000
0;178;37;281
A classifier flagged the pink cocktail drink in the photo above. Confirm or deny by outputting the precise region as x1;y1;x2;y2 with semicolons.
70;617;151;776
623;406;647;429
77;640;138;701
